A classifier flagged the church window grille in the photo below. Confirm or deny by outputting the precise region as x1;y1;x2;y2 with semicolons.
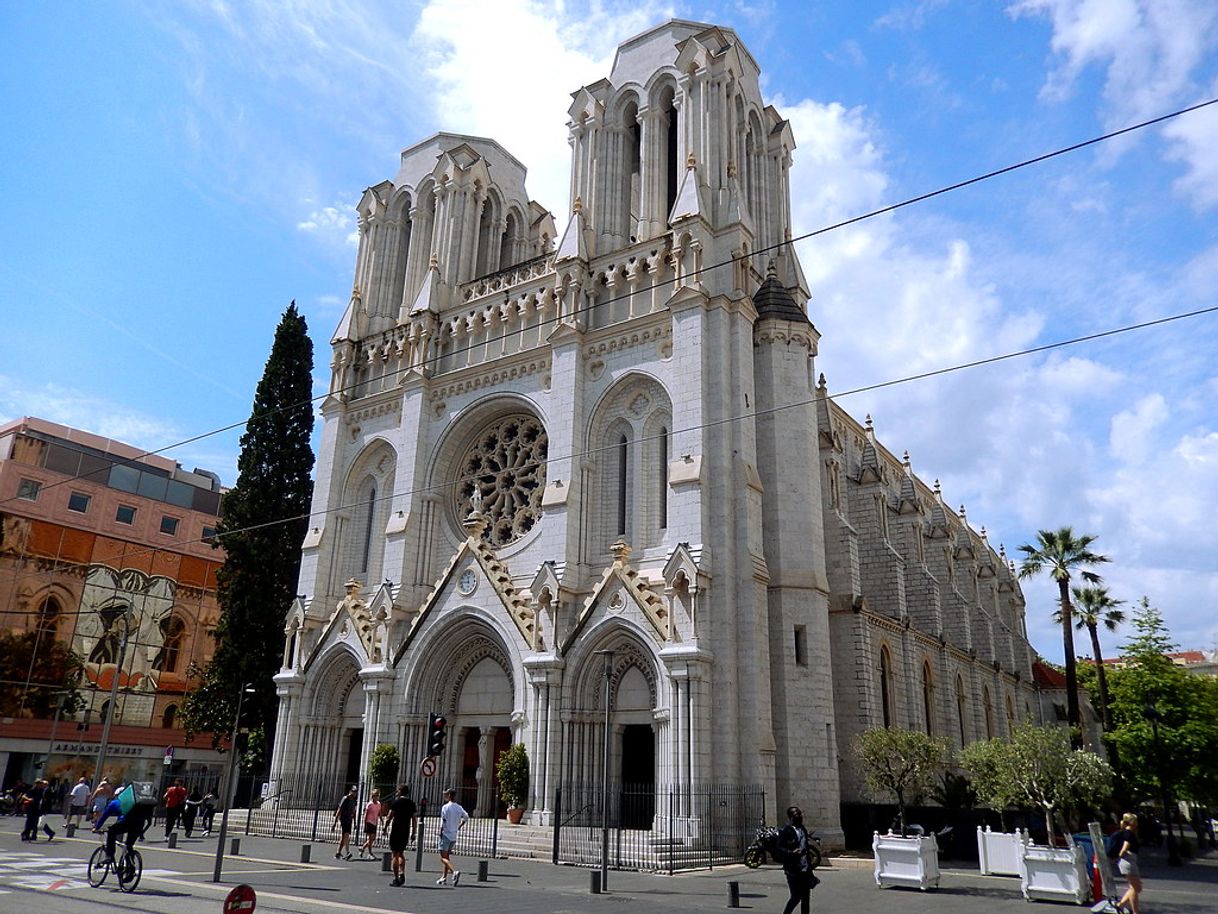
617;434;630;536
360;485;377;574
879;646;894;728
956;675;967;745
921;661;934;735
457;414;548;547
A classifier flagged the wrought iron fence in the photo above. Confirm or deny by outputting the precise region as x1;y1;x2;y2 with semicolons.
551;781;764;873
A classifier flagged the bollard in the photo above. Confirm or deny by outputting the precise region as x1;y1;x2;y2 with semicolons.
382;852;392;872
728;880;740;908
168;832;178;848
477;860;488;882
300;845;311;863
590;871;601;894
230;838;241;856
66;824;76;838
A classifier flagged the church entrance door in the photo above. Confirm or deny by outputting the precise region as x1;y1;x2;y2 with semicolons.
344;728;363;788
619;724;655;829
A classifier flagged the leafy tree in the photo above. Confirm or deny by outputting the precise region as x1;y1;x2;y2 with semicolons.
0;632;84;718
1104;598;1218;808
1017;528;1110;737
496;743;530;809
963;724;1112;845
369;743;400;792
853;727;950;836
1058;586;1125;731
182;302;315;750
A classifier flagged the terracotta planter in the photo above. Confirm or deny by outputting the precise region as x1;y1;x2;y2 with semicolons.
506;806;525;825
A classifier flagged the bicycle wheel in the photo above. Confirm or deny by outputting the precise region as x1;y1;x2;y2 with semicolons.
743;845;765;868
117;849;142;893
87;846;111;887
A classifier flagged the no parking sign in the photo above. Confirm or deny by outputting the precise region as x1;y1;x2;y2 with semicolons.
223;884;256;913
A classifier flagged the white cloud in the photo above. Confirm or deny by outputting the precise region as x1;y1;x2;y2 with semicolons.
1109;393;1167;464
297;202;359;248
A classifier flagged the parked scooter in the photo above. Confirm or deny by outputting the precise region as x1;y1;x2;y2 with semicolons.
743;824;822;869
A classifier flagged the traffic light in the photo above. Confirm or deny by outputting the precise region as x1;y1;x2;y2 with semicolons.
427;713;447;757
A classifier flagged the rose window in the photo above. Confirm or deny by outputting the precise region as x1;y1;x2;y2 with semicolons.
456;415;547;546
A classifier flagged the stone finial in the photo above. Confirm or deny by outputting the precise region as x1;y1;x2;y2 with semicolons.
959;505;967;522
933;479;941;495
686;151;697;169
463;512;489;541
428;251;439;270
611;539;632;567
727;160;737;178
817;373;827;392
344;578;362;597
766;260;777;280
902;450;911;467
999;544;1007;560
351;285;362;301
573;195;583;213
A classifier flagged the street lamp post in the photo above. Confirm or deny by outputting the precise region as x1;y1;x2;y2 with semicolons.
91;611;132;789
212;683;255;883
593;649;615;891
1145;703;1182;866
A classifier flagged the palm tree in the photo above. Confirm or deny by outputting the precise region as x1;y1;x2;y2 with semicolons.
1017;528;1110;737
1066;586;1125;731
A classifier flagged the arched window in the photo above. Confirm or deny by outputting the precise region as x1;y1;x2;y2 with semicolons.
660;87;679;220
921;661;934;735
955;675;967;746
1005;694;1016;736
360;483;377;574
879;647;894;728
36;596;60;641
617;434;630;537
619;99;641;241
162;704;178;728
500;211;518;269
153;614;187;673
983;685;994;739
658;425;668;530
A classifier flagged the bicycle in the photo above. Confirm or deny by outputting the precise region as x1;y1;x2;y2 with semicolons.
87;840;143;892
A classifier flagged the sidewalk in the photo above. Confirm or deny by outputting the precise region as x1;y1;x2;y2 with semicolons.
2;822;1216;914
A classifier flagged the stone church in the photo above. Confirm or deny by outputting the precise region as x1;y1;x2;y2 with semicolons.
268;20;1039;842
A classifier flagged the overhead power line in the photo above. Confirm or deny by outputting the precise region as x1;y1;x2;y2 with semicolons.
1;96;1215;515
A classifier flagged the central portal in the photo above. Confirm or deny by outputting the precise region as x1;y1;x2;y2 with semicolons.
619;723;655;829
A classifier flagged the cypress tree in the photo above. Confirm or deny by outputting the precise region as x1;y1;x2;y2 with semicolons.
183;302;314;761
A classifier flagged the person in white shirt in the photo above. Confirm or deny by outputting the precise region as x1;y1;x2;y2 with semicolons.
66;777;90;828
435;788;468;886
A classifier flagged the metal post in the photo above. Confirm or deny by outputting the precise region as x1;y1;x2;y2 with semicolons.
310;779;322;842
492;805;499;858
595;649;615;891
91;613;131;789
1147;705;1182;866
551;786;562;865
42;693;66;778
414;799;427;872
212;684;252;883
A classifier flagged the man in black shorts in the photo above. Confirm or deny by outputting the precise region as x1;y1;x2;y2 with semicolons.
383;784;417;887
332;787;357;860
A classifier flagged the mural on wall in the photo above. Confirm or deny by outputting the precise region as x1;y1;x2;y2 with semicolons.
73;565;178;723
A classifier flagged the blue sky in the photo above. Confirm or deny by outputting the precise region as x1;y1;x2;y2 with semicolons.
2;1;1216;664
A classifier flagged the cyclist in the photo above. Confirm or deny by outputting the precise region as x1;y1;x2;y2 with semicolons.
92;792;155;864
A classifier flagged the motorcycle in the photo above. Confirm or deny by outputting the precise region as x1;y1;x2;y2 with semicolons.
743;824;822;869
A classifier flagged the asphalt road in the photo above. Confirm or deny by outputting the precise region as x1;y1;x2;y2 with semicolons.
2;822;1215;914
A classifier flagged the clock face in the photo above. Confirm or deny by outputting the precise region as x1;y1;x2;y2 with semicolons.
458;568;477;596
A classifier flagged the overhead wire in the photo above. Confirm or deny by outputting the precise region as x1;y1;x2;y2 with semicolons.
2;96;1215;512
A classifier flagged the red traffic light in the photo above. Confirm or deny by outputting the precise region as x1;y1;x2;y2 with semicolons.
433;715;446;729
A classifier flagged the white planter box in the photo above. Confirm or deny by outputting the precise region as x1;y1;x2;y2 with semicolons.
977;826;1029;876
1019;842;1089;905
873;832;940;890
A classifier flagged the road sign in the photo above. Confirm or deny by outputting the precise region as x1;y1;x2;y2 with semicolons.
223;883;257;913
420;756;437;778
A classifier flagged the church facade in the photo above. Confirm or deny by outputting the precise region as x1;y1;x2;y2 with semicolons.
268;20;1039;842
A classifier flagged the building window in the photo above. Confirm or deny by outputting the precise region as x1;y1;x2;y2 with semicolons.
658;426;668;530
162;704;178;728
794;626;808;667
17;478;41;501
360;485;376;574
153;614;187;673
68;491;91;513
160;516;180;536
616;434;630;537
956;675;967;745
983;686;994;739
115;504;136;525
879;646;894;728
202;526;218;544
36;597;61;641
921;661;935;735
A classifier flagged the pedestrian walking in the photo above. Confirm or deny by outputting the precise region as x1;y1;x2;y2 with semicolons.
1115;812;1143;914
183;787;202;837
163;778;187;837
359;789;383;859
435;787;468;886
38;781;58;840
20;779;45;841
383;784;417;887
776;806;819;914
65;776;90;828
199;790;217;835
332;786;358;860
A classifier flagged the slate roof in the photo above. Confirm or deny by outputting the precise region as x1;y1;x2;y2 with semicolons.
753;264;810;324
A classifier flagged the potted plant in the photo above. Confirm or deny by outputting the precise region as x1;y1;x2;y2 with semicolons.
495;742;529;824
962;724;1112;904
853;727;949;890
